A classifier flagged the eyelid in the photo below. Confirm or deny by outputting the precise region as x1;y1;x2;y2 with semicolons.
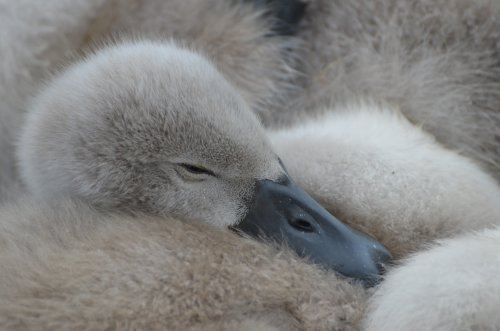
178;163;217;177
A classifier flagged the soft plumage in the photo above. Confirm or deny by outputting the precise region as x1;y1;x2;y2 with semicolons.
270;104;500;258
286;0;500;179
364;226;500;331
0;197;367;331
1;0;500;330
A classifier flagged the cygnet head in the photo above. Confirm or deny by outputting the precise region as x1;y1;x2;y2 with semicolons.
17;41;390;285
18;41;282;227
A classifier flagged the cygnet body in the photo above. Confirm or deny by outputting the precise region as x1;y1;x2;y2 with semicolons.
16;41;391;284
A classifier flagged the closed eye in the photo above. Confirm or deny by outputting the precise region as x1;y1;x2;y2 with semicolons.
179;163;216;177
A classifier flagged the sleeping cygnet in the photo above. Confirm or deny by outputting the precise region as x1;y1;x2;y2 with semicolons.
16;40;391;285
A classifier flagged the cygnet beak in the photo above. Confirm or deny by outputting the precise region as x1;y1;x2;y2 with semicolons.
233;175;392;287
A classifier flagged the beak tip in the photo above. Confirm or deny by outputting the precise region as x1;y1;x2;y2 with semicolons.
360;243;393;287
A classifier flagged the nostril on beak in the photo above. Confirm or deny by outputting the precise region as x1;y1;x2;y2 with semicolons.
288;218;315;233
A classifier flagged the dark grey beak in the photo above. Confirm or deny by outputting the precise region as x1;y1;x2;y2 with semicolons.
233;175;392;287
